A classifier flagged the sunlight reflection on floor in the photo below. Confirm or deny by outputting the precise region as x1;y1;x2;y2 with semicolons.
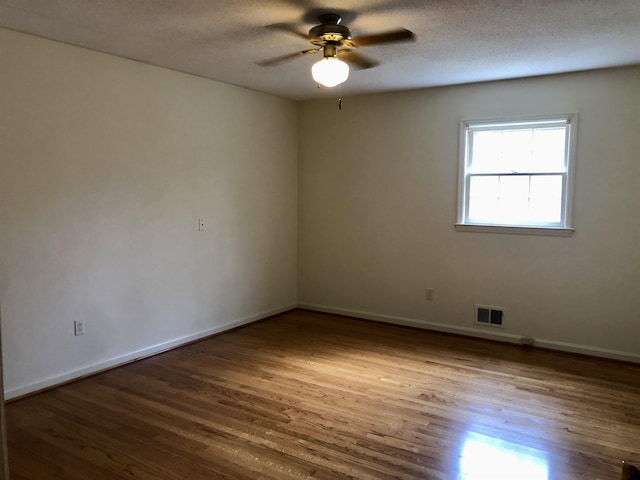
458;432;549;480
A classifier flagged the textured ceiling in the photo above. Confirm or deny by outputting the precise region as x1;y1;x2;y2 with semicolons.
1;0;639;100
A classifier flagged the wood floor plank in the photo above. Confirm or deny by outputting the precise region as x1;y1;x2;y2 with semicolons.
6;310;640;479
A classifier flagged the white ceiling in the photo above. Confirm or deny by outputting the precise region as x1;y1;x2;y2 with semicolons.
1;0;639;100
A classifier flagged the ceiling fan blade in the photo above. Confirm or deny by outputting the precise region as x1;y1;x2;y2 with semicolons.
339;50;379;70
351;28;416;47
256;49;320;67
265;23;309;41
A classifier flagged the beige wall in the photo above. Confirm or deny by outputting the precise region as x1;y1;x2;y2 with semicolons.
0;29;298;398
298;67;640;360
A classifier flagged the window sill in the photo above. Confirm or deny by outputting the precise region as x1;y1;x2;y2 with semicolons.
454;223;574;237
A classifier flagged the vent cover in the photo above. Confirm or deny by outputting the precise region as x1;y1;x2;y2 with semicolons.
475;305;504;327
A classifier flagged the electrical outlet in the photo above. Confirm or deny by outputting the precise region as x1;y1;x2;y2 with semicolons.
425;288;434;301
520;337;535;346
74;320;85;336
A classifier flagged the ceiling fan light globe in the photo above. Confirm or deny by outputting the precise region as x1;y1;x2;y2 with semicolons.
311;57;349;87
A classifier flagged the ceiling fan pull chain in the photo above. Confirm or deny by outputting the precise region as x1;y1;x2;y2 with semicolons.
338;85;343;110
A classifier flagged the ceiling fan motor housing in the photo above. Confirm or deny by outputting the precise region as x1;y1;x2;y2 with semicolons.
309;14;352;47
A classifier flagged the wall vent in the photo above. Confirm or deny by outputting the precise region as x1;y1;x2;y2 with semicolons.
475;305;504;327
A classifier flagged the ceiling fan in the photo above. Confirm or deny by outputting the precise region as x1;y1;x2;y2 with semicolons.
257;13;416;88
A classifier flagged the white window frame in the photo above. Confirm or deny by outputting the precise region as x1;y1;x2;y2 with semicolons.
455;114;577;236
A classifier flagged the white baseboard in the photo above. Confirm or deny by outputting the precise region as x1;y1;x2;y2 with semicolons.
5;304;296;400
8;303;638;400
299;303;640;364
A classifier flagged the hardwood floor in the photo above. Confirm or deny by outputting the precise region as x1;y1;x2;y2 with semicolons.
6;310;640;479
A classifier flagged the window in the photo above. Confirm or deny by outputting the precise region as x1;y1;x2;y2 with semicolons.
456;115;576;235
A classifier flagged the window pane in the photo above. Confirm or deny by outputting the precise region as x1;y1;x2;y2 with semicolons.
498;176;530;224
530;175;562;199
469;197;499;222
469;176;499;222
469;176;499;198
470;126;567;174
531;127;566;172
529;197;562;223
529;175;563;222
498;175;529;200
471;131;504;173
468;174;564;225
502;129;533;171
